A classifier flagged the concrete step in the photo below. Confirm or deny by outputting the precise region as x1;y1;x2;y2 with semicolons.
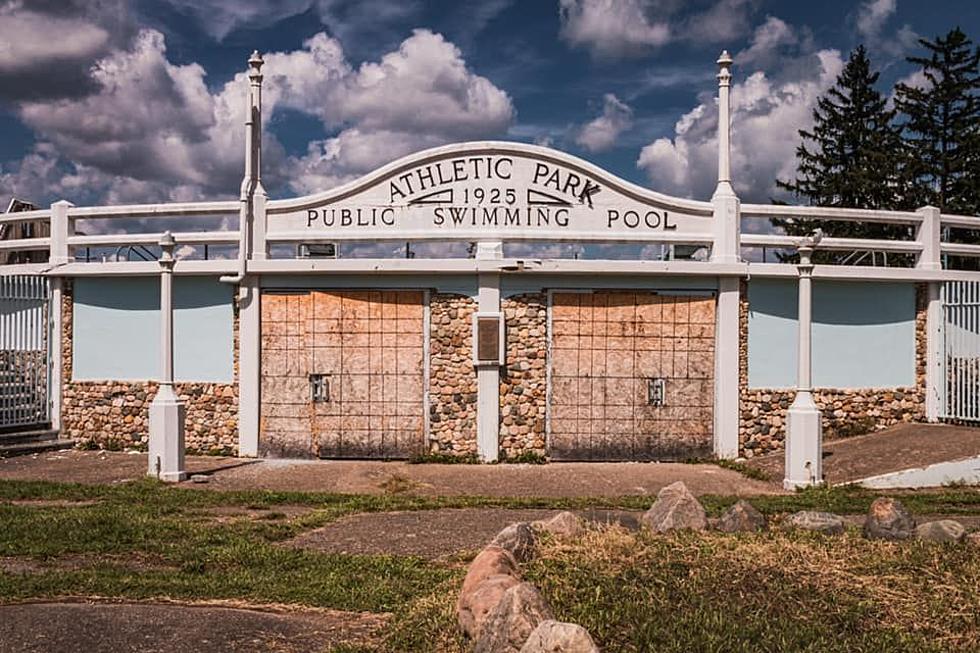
0;438;73;457
0;427;58;445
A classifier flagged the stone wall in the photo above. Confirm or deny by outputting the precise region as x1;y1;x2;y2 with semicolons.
739;282;927;457
428;293;478;455
499;293;547;459
61;280;240;454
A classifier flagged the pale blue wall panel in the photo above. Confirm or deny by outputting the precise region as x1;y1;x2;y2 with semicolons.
747;280;916;389
73;277;234;383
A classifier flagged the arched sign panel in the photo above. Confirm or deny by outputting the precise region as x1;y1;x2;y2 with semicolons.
268;142;715;243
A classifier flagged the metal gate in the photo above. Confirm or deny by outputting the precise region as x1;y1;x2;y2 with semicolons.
940;280;980;422
0;275;50;431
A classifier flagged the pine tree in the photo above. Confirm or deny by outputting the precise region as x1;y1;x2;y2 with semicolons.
894;27;980;216
775;46;911;260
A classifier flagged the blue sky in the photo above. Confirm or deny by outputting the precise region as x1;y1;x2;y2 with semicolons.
1;0;978;211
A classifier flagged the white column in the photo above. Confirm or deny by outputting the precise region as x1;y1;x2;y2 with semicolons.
148;232;187;482
917;206;944;421
784;242;823;489
47;201;73;435
238;276;261;456
925;282;943;421
713;277;740;458
711;51;740;266
715;50;734;195
48;200;74;265
248;51;268;261
475;241;502;462
49;277;63;432
915;206;941;271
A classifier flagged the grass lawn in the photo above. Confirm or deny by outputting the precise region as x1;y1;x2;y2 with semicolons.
1;478;979;651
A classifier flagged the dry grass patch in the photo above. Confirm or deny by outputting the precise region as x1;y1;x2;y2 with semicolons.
522;526;980;653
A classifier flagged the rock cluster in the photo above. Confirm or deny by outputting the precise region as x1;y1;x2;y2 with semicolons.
782;511;846;535
500;294;547;459
715;499;768;533
781;497;976;544
521;621;600;653
428;293;478;456
863;497;916;540
737;284;928;457
458;512;597;653
641;481;708;533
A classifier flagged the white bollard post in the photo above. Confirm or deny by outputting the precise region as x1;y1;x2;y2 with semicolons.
784;237;824;489
148;231;187;482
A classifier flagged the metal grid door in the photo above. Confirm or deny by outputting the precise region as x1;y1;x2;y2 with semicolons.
0;275;50;431
941;281;980;423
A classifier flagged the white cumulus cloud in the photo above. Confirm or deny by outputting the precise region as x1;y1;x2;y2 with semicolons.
576;94;633;152
558;0;669;59
1;26;515;209
637;49;845;202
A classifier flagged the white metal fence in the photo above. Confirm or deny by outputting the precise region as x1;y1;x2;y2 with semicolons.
940;280;980;423
0;275;49;431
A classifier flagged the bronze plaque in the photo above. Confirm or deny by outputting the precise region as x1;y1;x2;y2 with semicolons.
477;315;500;362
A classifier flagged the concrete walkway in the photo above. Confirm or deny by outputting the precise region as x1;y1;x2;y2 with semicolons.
0;449;777;497
746;423;980;486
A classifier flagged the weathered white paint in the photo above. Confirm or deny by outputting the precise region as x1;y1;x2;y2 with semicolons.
49;277;63;431
711;51;740;266
855;456;980;489
713;277;739;458
925;282;942;421
268;142;714;245
916;206;942;270
785;241;823;489
476;242;502;462
148;233;187;483
238;277;260;457
48;200;73;265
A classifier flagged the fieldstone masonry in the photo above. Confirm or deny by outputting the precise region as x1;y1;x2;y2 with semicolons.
60;281;240;454
428;293;478;455
500;294;548;459
738;282;927;457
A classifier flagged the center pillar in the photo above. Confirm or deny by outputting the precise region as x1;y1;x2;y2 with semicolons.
475;242;502;462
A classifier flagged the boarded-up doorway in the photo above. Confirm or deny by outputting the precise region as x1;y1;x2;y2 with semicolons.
548;291;715;461
260;290;426;459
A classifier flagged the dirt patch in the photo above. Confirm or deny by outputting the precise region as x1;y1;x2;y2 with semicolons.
189;504;317;524
285;508;643;558
747;423;980;486
1;450;777;497
0;449;249;485
0;601;387;653
5;499;100;508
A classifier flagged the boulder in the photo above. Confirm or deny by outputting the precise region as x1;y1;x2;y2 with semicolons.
531;512;585;539
458;573;521;639
863;497;916;541
915;520;966;543
492;522;537;563
783;511;845;535
715;500;767;533
460;546;521;599
474;582;554;653
519;620;600;653
640;481;707;533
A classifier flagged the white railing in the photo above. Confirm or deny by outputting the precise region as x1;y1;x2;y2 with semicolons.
1;163;979;274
